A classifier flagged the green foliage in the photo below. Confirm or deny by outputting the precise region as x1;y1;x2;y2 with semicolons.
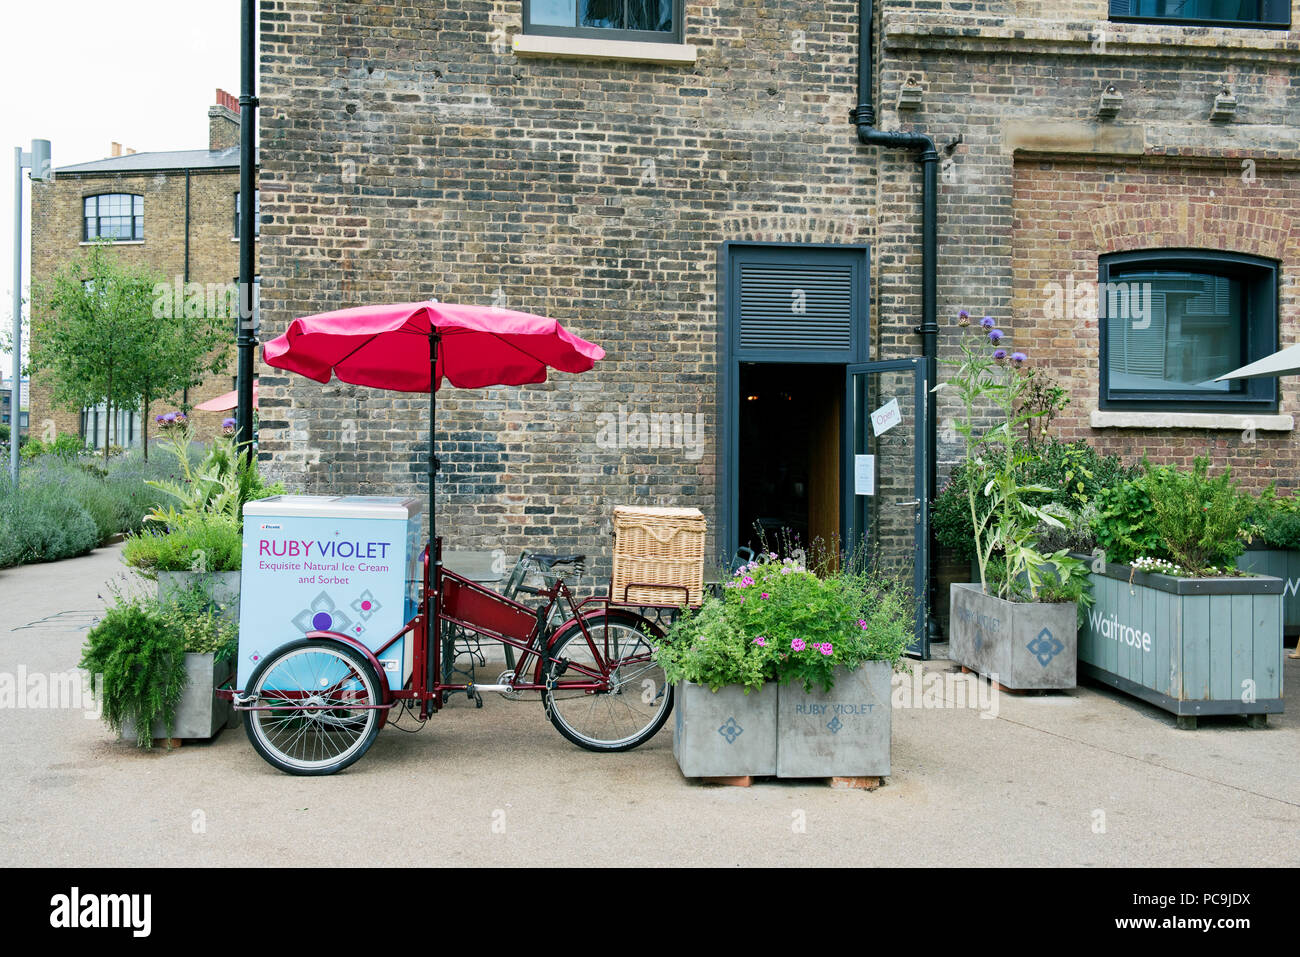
155;581;238;659
80;597;187;747
0;474;100;565
653;555;914;693
19;433;87;460
144;430;275;529
122;512;242;574
941;317;1075;601
1243;485;1300;550
1092;458;1254;576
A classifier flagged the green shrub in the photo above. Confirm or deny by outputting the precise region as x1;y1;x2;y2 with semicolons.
0;477;100;564
122;512;242;575
653;554;913;693
80;597;188;748
156;581;238;659
1091;475;1163;567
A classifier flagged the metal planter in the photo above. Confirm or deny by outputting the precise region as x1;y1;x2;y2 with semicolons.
1080;561;1283;723
949;582;1077;690
122;653;234;742
673;662;893;779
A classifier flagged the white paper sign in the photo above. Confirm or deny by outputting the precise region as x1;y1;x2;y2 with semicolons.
870;398;902;437
854;454;876;496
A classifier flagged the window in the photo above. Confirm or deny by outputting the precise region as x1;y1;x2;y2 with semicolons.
84;193;143;241
235;189;260;237
523;0;682;42
1108;0;1289;29
1098;250;1278;412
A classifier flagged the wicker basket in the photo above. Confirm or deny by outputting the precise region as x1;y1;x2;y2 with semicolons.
611;506;707;607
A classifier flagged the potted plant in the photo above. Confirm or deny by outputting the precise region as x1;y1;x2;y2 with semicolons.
654;552;913;781
943;312;1090;690
1082;458;1283;728
80;583;239;747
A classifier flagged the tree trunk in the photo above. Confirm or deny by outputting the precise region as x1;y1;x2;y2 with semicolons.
104;367;112;466
141;386;150;461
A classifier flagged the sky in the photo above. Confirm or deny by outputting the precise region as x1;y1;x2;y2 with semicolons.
1;0;243;381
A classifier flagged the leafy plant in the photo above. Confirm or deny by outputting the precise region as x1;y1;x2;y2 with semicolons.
653;553;913;693
122;512;242;575
1143;458;1253;577
156;581;238;659
1091;474;1164;566
80;597;189;748
941;312;1073;601
144;430;281;529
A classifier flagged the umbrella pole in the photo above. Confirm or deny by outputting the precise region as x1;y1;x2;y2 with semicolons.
427;330;440;706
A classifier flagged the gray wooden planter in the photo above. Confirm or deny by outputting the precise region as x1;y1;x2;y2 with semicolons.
157;570;240;623
122;653;234;742
1080;560;1283;724
673;662;892;779
1235;547;1300;633
949;583;1077;690
776;661;891;778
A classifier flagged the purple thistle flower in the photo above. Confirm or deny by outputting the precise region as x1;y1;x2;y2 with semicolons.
1010;351;1027;367
222;417;236;429
993;349;1008;363
980;316;995;329
956;309;971;327
988;328;1005;343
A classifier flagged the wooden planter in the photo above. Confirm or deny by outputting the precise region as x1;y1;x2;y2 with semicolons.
673;662;892;780
1079;560;1284;727
949;583;1077;690
1235;546;1300;635
121;653;235;743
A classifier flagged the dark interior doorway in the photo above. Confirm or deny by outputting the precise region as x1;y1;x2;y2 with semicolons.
736;362;843;557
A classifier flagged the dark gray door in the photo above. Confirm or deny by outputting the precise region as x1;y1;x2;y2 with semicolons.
843;358;930;658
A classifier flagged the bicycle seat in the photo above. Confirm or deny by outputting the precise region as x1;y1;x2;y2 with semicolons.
530;553;586;568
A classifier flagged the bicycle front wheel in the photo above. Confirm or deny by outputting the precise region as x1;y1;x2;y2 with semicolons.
541;611;673;752
243;639;384;775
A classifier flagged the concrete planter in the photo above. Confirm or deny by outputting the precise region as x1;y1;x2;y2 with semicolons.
1236;546;1300;634
673;662;893;779
1079;559;1283;726
775;661;891;778
122;653;234;742
157;570;240;623
949;582;1077;690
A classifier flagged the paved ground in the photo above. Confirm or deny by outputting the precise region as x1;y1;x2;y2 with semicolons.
2;544;1297;867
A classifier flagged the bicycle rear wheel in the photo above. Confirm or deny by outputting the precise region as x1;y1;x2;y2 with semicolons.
541;611;672;752
243;638;384;775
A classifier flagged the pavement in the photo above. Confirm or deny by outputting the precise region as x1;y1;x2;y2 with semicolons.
1;543;1297;867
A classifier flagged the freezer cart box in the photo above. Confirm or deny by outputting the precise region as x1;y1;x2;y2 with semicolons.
238;495;423;689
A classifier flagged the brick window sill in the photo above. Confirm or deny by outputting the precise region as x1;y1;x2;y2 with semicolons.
79;239;143;246
511;34;697;66
1090;410;1294;431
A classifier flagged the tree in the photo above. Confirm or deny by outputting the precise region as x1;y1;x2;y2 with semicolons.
30;242;229;461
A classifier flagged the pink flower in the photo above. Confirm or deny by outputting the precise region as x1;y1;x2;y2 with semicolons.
753;636;767;646
781;567;792;575
761;592;769;599
741;576;754;587
857;619;868;629
820;643;833;656
791;638;806;652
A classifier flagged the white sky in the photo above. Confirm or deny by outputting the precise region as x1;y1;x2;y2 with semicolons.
1;0;242;377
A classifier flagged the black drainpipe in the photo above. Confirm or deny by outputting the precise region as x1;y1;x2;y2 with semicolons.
853;0;941;648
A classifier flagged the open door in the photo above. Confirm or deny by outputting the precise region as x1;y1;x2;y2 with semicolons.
843;358;930;658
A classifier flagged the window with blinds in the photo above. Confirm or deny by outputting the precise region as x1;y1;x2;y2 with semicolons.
1108;0;1289;28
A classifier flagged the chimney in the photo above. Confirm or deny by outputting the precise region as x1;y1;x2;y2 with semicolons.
208;87;241;151
111;142;122;157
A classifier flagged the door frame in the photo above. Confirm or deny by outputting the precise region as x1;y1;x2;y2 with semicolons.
842;357;931;658
717;241;871;559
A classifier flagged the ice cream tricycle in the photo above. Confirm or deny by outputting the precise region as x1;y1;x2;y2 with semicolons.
219;301;698;775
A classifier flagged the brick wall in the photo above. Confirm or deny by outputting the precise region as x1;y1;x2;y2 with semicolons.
257;0;880;573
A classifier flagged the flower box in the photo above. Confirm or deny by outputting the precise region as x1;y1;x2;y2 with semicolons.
121;652;235;742
1079;559;1283;727
673;662;892;779
949;582;1077;690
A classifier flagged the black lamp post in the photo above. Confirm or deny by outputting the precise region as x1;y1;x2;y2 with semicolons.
236;0;258;461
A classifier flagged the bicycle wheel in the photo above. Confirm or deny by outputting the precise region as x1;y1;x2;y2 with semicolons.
243;638;384;775
541;610;673;752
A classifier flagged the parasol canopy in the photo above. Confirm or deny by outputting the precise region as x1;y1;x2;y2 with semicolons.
1215;343;1300;382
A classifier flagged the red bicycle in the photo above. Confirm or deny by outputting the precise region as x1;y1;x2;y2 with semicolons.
229;541;680;775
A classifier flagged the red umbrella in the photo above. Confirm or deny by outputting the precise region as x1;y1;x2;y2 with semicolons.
194;381;259;412
261;299;605;561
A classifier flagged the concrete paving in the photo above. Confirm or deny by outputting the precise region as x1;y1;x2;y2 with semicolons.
1;544;1297;867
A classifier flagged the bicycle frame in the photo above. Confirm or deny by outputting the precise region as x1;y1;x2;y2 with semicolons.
225;537;670;723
